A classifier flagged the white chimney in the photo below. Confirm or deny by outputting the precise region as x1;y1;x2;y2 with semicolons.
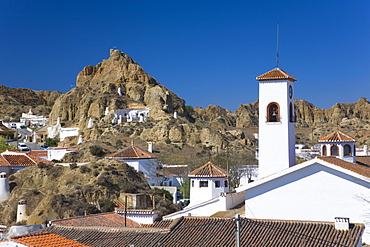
174;111;178;119
334;217;350;230
147;142;153;153
364;145;368;155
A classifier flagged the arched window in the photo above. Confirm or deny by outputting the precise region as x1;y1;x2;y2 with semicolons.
331;145;338;156
344;144;352;156
267;102;280;122
322;145;327;156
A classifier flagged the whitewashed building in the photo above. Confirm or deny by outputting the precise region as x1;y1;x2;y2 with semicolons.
241;67;370;243
105;144;160;185
163;162;245;220
112;108;149;124
188;162;229;207
20;110;48;127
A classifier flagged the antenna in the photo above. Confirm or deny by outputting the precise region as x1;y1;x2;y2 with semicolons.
276;23;280;68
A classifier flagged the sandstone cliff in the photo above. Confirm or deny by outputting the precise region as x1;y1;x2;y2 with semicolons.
0;85;61;120
48;49;189;128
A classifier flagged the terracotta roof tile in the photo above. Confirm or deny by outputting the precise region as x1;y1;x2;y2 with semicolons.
11;232;89;247
318;131;356;142
317;156;370;178
33;217;364;247
188;162;229;177
105;145;157;159
29;150;48;157
256;68;297;82
1;154;35;166
52;212;141;228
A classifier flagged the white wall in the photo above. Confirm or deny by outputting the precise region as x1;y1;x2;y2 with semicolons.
189;177;228;207
116;158;160;185
245;162;370;242
47;148;76;161
258;80;296;178
59;128;79;141
164;190;245;220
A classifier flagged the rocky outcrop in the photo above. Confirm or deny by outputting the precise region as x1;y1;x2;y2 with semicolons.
0;85;61;120
48;49;189;127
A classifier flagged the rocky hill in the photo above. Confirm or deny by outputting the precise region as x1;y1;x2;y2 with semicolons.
0;85;61;121
1;160;178;225
0;49;369;152
48;49;190;128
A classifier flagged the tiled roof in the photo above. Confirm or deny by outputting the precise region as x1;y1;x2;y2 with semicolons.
318;131;356;142
188;162;229;177
105;145;157;159
326;156;370;176
318;156;370;178
29;150;48;157
52;212;141;228
32;217;364;247
256;67;297;82
10;232;89;247
2;154;35;166
0;151;54;167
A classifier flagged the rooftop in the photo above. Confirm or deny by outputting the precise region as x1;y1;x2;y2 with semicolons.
7;232;89;247
188;161;230;177
32;216;364;247
318;155;370;178
105;145;157;159
318;130;356;142
0;150;54;167
256;67;297;82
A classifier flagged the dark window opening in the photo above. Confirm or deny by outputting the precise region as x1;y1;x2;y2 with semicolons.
331;145;338;156
344;145;351;156
191;181;194;187
322;145;327;156
215;181;220;188
224;180;228;188
200;181;208;188
289;102;295;122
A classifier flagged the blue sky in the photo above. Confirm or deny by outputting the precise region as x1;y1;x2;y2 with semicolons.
1;1;369;112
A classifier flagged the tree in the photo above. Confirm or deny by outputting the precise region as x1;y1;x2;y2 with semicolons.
0;136;14;152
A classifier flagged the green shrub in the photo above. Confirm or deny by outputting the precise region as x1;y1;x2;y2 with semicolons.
69;163;78;169
89;145;104;156
116;140;123;147
79;165;91;173
185;105;194;115
45;138;59;147
37;162;48;169
99;199;115;212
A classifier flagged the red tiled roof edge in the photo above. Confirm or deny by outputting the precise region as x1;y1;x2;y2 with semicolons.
256;68;297;82
188;162;230;177
318;131;356;142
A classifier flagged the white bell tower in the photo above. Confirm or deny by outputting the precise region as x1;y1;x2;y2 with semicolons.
257;68;297;178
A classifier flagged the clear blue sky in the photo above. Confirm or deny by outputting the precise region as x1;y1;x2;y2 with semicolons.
1;1;369;111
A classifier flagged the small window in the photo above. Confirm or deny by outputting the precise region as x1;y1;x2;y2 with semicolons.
215;181;220;188
331;145;338;156
199;181;208;188
322;145;327;156
267;102;279;122
344;145;351;156
191;181;194;187
224;180;228;188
